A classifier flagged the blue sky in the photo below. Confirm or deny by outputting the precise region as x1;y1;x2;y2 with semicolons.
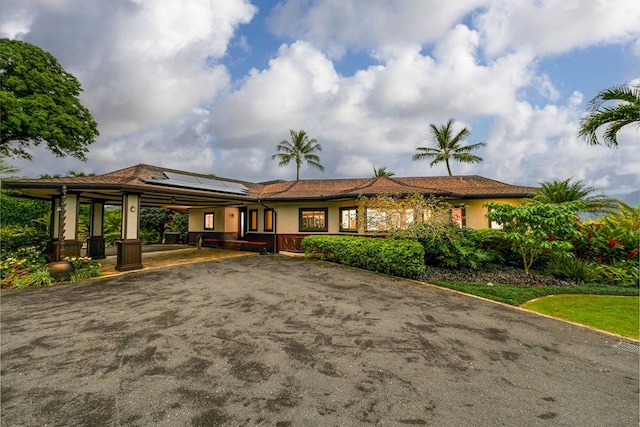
2;0;639;197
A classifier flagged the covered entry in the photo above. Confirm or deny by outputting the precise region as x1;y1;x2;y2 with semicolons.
4;164;256;271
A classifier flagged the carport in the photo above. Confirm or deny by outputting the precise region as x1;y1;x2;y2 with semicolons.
3;164;256;271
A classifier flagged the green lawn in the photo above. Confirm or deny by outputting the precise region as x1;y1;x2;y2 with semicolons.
522;295;639;340
425;280;639;339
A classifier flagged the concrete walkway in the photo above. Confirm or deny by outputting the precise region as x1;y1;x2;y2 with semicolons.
98;245;255;277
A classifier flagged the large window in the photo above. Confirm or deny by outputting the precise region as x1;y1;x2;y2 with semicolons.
339;207;357;232
249;209;258;232
264;209;274;232
365;208;414;231
299;208;328;232
204;212;214;230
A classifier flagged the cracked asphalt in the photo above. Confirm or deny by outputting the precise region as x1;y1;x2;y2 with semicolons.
1;255;638;426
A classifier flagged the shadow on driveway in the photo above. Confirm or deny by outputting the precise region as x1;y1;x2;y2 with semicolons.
1;256;638;426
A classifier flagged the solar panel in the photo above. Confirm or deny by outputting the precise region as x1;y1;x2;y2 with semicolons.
141;171;249;195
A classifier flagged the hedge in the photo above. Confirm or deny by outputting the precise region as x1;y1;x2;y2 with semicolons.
301;235;425;278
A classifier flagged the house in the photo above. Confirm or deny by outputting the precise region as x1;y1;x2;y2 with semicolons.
4;164;536;270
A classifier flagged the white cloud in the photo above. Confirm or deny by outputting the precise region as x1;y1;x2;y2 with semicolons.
3;0;638;196
476;0;640;57
267;0;487;58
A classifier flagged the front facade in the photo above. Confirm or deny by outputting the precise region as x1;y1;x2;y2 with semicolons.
5;164;536;267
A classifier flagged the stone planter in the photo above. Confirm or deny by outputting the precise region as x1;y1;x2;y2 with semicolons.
49;261;73;281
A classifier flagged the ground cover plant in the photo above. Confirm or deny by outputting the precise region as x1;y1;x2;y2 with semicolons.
0;246;102;289
522;295;639;339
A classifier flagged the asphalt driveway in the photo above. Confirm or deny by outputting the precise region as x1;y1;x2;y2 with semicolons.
1;255;638;426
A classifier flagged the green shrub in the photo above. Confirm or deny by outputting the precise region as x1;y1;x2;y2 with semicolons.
140;230;161;244
593;261;639;287
301;235;425;278
546;257;599;282
467;228;519;266
21;267;55;288
104;232;121;246
0;225;49;253
64;256;102;282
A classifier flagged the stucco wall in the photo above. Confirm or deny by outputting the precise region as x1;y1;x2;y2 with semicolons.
187;197;528;235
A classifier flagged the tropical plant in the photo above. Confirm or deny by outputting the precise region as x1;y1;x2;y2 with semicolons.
272;129;324;180
373;167;395;177
0;156;17;177
530;178;618;213
484;202;581;275
0;39;99;160
412;119;486;176
578;83;640;147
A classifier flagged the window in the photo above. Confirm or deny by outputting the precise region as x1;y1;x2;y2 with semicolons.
451;207;466;228
365;208;414;231
249;209;258;232
204;212;214;230
264;209;274;232
299;208;328;232
339;207;357;232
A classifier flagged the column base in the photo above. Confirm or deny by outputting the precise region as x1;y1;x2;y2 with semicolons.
116;239;143;271
50;240;82;261
87;236;106;259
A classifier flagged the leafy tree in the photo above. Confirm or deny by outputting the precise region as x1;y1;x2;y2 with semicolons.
578;83;640;147
103;208;121;234
372;167;395;177
0;39;99;160
412;119;485;176
272;129;324;180
139;207;171;237
485;202;581;275
530;178;618;213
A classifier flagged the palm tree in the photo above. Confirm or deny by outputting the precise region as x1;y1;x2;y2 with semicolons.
372;167;395;177
530;178;618;213
412;119;486;176
578;83;640;147
272;129;324;180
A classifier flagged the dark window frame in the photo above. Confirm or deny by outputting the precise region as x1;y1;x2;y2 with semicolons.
299;208;329;232
248;209;259;232
204;212;215;230
339;206;358;232
264;209;274;232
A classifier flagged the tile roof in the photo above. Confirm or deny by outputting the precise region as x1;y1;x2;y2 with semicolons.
5;164;536;202
256;175;535;200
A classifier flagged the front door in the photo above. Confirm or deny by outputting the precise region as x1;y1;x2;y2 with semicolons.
238;207;247;239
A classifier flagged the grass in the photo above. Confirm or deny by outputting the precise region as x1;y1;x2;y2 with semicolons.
426;280;639;306
425;280;640;338
522;295;640;340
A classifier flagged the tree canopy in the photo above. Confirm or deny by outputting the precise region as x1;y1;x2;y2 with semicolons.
272;129;324;180
0;38;99;160
412;119;485;176
578;83;640;147
373;167;395;177
530;179;619;213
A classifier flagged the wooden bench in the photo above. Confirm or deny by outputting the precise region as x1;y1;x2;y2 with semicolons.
239;241;268;253
201;238;223;248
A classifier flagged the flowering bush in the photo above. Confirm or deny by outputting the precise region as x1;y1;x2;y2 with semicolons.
1;250;102;289
64;256;102;283
1;246;49;289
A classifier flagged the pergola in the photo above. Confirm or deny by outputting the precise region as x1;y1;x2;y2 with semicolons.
3;164;257;271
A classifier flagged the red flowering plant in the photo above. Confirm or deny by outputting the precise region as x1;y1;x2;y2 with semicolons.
0;246;49;289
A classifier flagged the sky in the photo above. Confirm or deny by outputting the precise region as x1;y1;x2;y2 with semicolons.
1;0;639;197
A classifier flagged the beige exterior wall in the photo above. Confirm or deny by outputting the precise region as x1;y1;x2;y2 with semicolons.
456;198;524;229
187;197;528;235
